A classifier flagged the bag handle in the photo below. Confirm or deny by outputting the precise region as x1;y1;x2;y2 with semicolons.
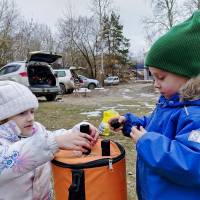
68;169;86;200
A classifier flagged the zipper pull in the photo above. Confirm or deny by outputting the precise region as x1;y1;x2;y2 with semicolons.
109;159;113;170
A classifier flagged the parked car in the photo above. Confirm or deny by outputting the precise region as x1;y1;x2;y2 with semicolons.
104;76;119;85
0;51;61;101
78;75;100;89
53;69;77;94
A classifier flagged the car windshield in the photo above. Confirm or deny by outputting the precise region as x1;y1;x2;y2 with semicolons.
0;64;21;75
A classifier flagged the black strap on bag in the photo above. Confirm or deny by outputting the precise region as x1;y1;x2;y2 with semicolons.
68;169;86;200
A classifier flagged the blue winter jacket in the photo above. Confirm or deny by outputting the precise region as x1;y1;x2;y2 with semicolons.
123;94;200;200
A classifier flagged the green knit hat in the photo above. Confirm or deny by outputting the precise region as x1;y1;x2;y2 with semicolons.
145;11;200;78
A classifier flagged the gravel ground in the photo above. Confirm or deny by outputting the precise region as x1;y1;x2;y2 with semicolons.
56;80;158;106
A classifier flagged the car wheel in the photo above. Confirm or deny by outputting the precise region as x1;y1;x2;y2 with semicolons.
88;83;96;90
45;94;57;101
59;83;66;94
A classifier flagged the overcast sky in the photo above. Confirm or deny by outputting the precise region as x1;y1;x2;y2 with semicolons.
16;0;152;56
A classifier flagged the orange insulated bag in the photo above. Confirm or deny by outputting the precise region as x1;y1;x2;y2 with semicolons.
52;139;127;200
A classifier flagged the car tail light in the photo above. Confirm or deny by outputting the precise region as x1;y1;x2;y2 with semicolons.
19;72;28;77
79;79;83;83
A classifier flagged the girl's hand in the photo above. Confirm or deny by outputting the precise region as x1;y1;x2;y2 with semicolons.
55;130;93;153
88;123;99;146
73;122;99;146
130;126;146;144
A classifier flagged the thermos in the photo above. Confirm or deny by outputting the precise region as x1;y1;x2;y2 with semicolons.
80;124;91;155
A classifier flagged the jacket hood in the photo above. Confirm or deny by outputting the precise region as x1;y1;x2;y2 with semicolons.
179;75;200;101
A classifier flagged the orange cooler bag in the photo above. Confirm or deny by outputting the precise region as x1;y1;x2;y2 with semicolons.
52;139;127;200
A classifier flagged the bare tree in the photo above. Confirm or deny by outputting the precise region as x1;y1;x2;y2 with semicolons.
55;5;87;68
57;14;99;78
0;0;56;65
183;0;200;16
12;18;55;61
12;19;36;60
142;0;180;46
89;0;112;26
89;0;113;82
0;0;19;65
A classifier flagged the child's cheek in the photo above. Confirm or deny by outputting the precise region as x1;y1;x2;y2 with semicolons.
165;84;177;95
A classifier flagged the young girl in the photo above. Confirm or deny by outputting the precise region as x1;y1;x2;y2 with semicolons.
111;11;200;200
0;80;98;200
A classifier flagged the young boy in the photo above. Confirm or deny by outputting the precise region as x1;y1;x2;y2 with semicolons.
0;80;98;200
112;11;200;200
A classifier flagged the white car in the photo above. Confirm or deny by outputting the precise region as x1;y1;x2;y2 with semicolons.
0;51;61;101
54;69;77;94
104;76;119;85
78;75;100;89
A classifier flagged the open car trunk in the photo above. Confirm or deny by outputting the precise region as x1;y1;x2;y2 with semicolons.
27;64;56;87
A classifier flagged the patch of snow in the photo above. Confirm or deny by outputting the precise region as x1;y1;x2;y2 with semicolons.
95;87;105;90
95;88;109;92
115;108;128;111
96;106;116;111
122;89;131;93
80;111;101;117
76;88;91;93
122;95;132;99
140;93;155;97
143;102;155;108
117;104;141;107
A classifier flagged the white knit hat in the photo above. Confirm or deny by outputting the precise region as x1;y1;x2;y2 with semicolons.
0;81;38;121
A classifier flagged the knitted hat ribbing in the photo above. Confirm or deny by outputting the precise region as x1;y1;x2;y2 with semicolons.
0;81;38;121
145;11;200;78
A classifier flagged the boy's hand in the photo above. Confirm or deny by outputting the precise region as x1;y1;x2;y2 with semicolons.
130;126;146;144
108;116;126;132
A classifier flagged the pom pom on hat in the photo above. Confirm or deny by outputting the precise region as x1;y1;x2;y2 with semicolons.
0;81;38;121
145;11;200;78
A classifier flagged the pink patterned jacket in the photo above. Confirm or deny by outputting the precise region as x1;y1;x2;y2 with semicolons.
0;121;65;200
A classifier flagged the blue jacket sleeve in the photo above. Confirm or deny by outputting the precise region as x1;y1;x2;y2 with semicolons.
122;112;152;137
136;117;200;186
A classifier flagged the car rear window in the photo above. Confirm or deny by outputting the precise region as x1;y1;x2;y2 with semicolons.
56;71;66;77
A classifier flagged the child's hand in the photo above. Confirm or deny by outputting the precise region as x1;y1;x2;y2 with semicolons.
89;124;99;146
73;122;99;146
55;130;93;153
130;126;146;144
108;116;126;132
